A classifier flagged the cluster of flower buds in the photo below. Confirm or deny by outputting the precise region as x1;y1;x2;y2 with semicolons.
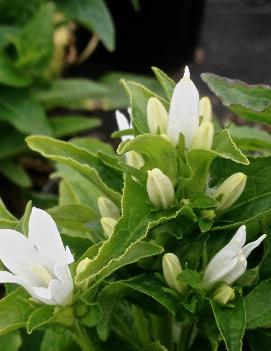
98;196;120;238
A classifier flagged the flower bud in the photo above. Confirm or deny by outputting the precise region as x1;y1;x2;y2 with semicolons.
126;150;145;169
162;253;187;295
214;173;247;213
97;196;120;220
190;121;214;150
212;284;235;305
101;217;117;238
147;168;175;209
147;97;168;134
76;257;91;276
199;97;212;123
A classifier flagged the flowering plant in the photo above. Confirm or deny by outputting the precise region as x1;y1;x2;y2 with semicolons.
0;66;271;351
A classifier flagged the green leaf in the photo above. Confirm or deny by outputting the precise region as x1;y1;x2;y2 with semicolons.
0;26;19;48
12;3;54;74
245;279;271;329
0;87;51;135
0;332;22;351
76;175;174;285
0;129;26;159
17;200;32;235
143;341;168;351
210;294;245;351
26;135;121;204
97;274;179;340
213;129;249;165
48;204;97;239
178;270;203;290
41;329;80;351
100;71;161;110
118;134;177;183
211;156;271;229
202;73;271;125
57;0;115;51
152;67;175;100
0;52;32;87
50;116;101;138
0;288;34;335
121;79;168;134
228;124;271;153
247;330;271;351
26;306;55;334
34;79;108;109
0;159;31;188
0;197;16;221
71;137;114;156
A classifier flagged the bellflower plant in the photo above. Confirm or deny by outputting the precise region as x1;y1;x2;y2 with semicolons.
0;66;271;351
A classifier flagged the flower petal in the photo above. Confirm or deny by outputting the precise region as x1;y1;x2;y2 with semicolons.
0;229;41;285
229;225;246;248
168;66;199;147
242;234;266;258
0;271;54;304
203;256;238;288
115;110;132;142
50;265;73;305
222;256;247;285
28;207;73;268
32;286;55;305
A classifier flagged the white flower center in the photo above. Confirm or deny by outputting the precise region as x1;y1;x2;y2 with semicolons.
32;265;53;286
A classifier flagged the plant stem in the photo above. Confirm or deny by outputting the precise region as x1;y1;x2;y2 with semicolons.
72;321;96;351
177;323;193;351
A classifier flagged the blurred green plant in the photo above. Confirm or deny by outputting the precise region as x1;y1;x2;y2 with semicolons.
0;0;159;191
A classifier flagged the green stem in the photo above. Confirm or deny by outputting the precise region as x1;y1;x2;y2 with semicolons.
132;305;151;345
71;321;96;351
177;323;193;351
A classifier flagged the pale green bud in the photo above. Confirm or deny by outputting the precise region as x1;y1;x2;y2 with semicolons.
126;151;145;169
76;257;91;276
162;253;187;295
190;121;214;150
199;96;212;123
147;97;168;134
214;173;247;213
201;209;216;221
97;196;120;220
101;217;117;238
146;168;175;209
212;284;235;305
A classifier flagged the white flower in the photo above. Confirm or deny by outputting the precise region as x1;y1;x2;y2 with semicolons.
203;225;266;289
115;110;133;142
167;66;199;147
0;207;74;305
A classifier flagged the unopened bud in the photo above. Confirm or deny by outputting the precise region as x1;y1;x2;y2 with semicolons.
147;97;168;134
97;196;120;220
199;97;212;123
212;284;235;305
147;168;175;209
201;209;216;221
214;173;247;213
126;151;145;169
101;217;117;238
190;121;214;150
76;257;91;276
162;253;187;295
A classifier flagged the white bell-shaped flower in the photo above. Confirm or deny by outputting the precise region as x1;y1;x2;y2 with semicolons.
167;66;199;147
0;207;74;305
203;225;266;289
